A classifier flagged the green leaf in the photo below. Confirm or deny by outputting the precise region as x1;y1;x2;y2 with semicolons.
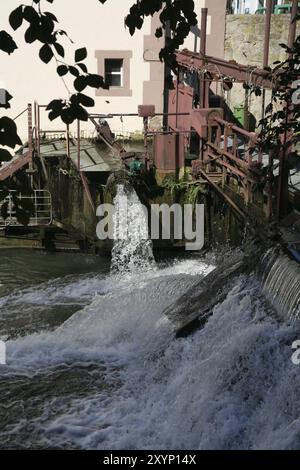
0;148;13;162
0;30;18;54
39;44;53;63
86;74;107;89
69;66;79;77
57;65;68;76
74;76;87;92
75;47;87;63
77;93;95;107
54;42;65;57
9;6;24;31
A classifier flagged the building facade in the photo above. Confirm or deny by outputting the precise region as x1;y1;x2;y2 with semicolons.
0;0;228;140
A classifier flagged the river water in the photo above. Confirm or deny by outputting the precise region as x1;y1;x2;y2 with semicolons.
0;189;300;449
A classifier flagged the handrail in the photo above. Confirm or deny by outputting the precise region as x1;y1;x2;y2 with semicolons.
13;108;28;121
0;190;53;227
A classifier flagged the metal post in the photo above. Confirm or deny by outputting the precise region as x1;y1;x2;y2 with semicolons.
263;0;272;69
261;0;272;121
143;117;149;167
175;78;179;129
37;104;41;158
288;0;298;50
34;101;38;150
163;21;172;131
66;124;70;159
276;0;298;219
200;8;209;109
77;120;81;170
200;8;208;56
266;150;274;221
27;103;33;169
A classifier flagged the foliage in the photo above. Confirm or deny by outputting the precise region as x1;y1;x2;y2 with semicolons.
258;38;300;153
125;0;197;71
162;176;207;208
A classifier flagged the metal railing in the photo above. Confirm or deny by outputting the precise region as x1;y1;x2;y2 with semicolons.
0;190;52;227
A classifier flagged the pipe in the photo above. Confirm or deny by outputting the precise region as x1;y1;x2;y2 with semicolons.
262;0;273;121
200;8;208;56
163;21;171;130
288;0;298;50
200;8;209;109
263;0;272;69
77;119;81;171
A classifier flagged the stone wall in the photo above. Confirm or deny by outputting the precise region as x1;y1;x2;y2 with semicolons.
224;14;299;127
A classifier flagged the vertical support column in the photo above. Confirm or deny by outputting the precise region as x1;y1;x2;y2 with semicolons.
276;0;298;219
266;150;274;221
77;120;81;171
143;116;149;168
200;8;209;109
288;0;298;50
261;0;272;121
66;124;70;160
222;124;228;187
27;103;33;170
163;21;171;131
200;8;208;57
37;104;41;159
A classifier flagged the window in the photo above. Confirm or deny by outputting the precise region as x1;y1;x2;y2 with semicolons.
95;51;132;97
105;59;123;87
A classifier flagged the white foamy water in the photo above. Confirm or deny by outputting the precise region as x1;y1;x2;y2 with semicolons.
0;190;299;450
111;185;155;273
0;256;299;450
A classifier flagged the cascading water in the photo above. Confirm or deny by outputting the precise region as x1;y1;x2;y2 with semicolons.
1;209;300;448
260;248;300;321
111;185;155;273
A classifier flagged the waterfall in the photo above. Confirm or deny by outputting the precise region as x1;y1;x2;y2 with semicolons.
260;248;300;321
111;185;156;273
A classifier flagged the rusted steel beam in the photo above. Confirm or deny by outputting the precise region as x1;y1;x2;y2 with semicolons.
206;152;257;184
88;115;126;156
69;135;95;212
262;0;273;119
288;0;298;50
80;171;95;212
27;103;33;169
176;51;273;88
263;0;273;68
0;151;32;182
200;8;208;57
200;8;209;108
198;169;247;221
77;120;81;171
207;141;250;171
213;117;259;143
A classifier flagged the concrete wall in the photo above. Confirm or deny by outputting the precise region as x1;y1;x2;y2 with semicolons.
224;13;299;126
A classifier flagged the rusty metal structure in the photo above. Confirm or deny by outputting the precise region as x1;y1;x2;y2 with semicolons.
1;0;299;249
152;0;300;225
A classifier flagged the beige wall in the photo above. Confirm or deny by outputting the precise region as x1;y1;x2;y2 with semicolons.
0;0;227;141
182;0;226;59
0;0;157;139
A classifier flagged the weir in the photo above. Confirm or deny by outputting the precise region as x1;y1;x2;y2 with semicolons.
0;3;300;334
260;249;300;322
